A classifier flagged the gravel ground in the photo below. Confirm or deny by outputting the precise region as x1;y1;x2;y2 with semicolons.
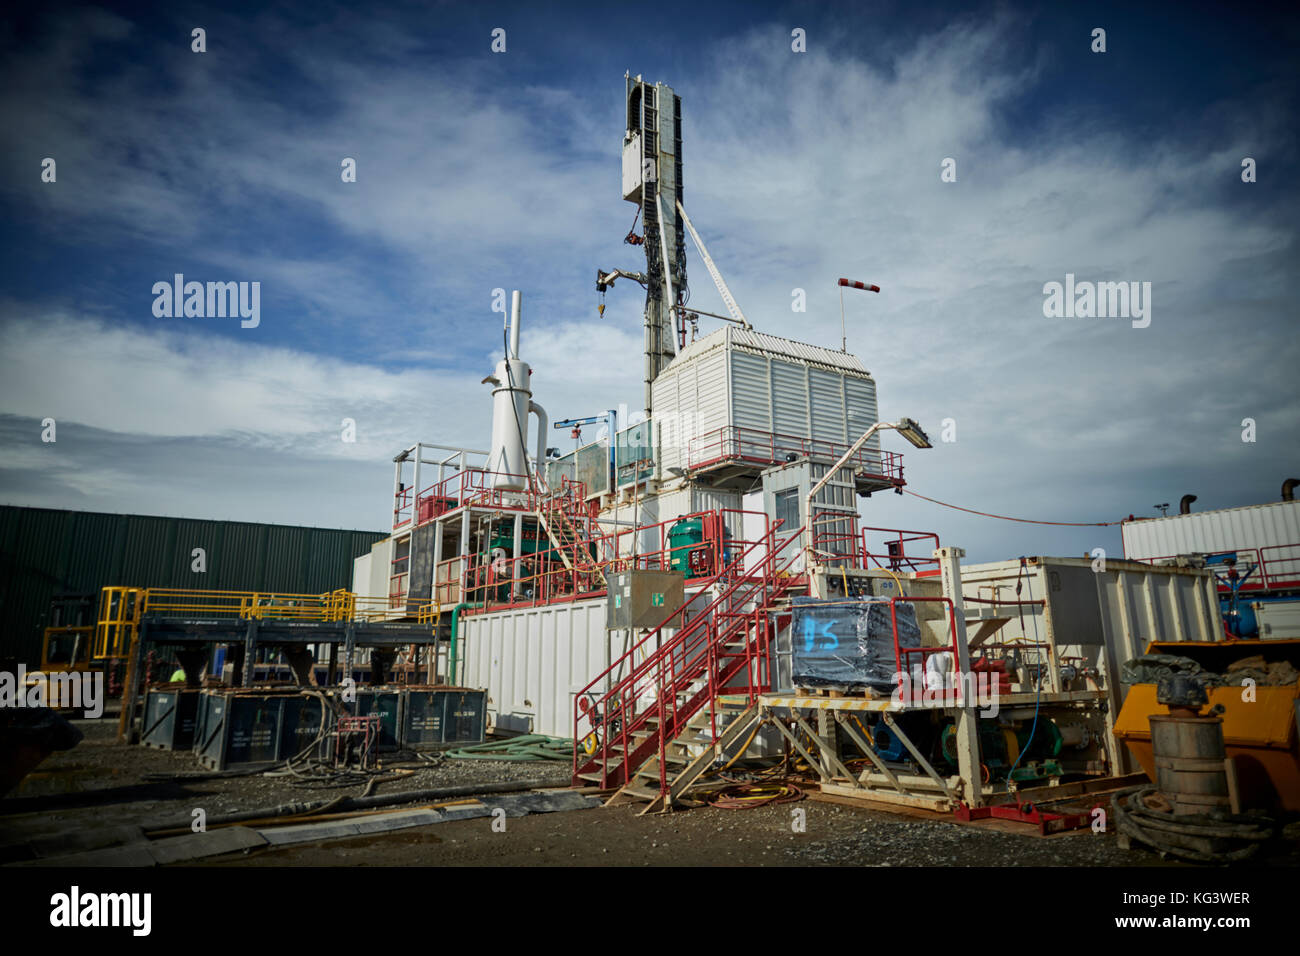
209;800;1300;867
0;712;571;847
6;714;1298;867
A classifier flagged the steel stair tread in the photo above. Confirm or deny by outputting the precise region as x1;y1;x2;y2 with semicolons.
619;784;661;801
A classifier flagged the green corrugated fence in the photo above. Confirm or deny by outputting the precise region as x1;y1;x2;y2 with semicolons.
0;505;386;667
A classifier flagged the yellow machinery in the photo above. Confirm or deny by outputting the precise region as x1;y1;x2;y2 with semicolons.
1113;639;1300;812
27;624;97;710
39;625;95;673
27;596;99;707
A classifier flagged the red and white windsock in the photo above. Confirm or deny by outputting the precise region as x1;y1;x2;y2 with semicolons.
838;278;880;292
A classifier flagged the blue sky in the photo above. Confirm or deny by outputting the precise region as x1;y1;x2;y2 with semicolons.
0;0;1296;562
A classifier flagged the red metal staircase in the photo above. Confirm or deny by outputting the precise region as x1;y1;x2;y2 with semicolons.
572;522;805;809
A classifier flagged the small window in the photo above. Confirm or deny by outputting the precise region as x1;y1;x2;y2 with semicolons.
774;488;800;534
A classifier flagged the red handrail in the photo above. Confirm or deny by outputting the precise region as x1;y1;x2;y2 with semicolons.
687;425;905;485
1131;542;1300;592
862;526;941;574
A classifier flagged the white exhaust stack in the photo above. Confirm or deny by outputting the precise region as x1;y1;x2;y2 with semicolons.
508;289;522;359
484;290;545;491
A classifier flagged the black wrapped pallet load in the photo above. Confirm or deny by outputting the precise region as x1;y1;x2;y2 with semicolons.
790;597;921;691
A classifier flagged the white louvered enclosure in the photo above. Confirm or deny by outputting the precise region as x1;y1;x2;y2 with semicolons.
651;327;882;479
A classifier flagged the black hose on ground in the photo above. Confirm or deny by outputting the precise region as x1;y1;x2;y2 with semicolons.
141;766;269;783
144;777;562;835
1110;786;1276;864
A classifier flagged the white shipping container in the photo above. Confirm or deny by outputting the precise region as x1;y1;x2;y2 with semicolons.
459;598;616;738
1121;499;1300;590
352;552;370;597
1254;600;1300;639
958;556;1223;773
350;537;395;615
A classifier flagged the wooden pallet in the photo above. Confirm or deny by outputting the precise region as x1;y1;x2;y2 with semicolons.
794;685;882;700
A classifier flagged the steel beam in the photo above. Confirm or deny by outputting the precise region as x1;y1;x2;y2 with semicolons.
936;546;981;807
882;712;956;801
834;712;905;793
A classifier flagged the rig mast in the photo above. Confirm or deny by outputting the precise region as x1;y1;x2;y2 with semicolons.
622;74;687;414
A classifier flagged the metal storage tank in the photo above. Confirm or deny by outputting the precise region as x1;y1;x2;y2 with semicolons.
193;690;330;771
1121;500;1300;589
651;327;880;476
401;687;488;749
141;687;201;750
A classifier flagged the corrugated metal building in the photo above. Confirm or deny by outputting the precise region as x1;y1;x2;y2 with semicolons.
0;505;387;667
651;326;881;475
1121;499;1300;591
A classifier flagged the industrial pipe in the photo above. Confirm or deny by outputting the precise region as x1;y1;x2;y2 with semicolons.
529;400;548;476
448;601;483;687
1179;494;1197;515
1283;478;1298;502
485;290;532;491
802;418;930;565
509;289;522;359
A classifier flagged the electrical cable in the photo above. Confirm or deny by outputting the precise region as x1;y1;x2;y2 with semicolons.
1005;559;1043;790
257;690;396;790
902;489;1124;526
706;781;802;809
696;719;764;780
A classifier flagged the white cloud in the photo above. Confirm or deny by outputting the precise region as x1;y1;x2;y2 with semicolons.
0;12;1295;558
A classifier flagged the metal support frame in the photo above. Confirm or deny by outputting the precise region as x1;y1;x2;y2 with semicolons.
242;619;258;689
759;705;960;808
512;512;523;599
793;710;857;782
881;712;956;800
675;199;750;329
115;621;146;743
803;421;896;563
764;711;833;781
458;510;471;600
834;712;906;793
936;546;982;807
344;622;356;684
653;192;677;331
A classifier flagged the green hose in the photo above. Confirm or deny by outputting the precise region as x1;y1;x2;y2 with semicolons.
444;734;573;761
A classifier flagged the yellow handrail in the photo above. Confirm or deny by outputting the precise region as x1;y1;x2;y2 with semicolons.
93;586;441;658
94;587;144;659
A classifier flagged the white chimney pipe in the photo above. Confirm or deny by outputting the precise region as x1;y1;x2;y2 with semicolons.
509;290;522;359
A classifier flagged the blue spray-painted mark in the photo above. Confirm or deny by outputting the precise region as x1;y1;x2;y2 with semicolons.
802;615;840;653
